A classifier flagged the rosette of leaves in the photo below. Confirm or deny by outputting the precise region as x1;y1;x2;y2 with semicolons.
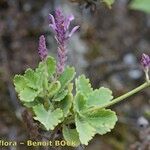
14;56;117;147
14;56;75;130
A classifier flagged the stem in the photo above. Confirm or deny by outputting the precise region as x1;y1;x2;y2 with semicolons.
102;81;150;108
144;69;149;82
83;81;150;113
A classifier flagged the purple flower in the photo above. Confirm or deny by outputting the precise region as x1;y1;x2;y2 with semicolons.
141;53;150;69
141;53;150;81
38;35;48;60
49;8;79;45
49;8;79;74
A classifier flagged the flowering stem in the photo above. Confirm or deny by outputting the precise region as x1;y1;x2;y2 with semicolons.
102;81;150;108
83;81;150;113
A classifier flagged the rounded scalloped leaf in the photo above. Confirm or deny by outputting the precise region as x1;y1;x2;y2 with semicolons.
59;93;73;117
24;68;40;90
87;87;113;107
75;75;93;98
33;104;63;130
58;66;76;91
75;108;117;145
19;87;38;102
36;56;56;77
47;81;61;97
74;92;87;113
13;75;27;93
63;125;80;147
46;56;56;76
85;108;118;135
52;90;68;102
75;114;96;145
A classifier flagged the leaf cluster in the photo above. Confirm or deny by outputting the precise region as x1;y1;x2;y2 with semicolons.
14;56;117;146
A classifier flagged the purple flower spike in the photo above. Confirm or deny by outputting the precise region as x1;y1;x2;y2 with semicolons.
141;53;150;69
49;8;79;45
49;8;79;74
57;47;67;74
38;35;48;60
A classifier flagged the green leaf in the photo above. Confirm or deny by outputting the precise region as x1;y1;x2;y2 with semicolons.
102;0;115;8
24;68;39;90
33;104;63;130
14;71;41;103
13;56;57;103
13;75;27;93
35;56;57;92
23;98;43;108
36;56;56;77
75;114;96;145
52;90;68;102
36;62;45;73
63;125;80;147
85;108;117;135
75;108;117;145
74;92;87;113
76;75;93;98
46;56;56;76
87;87;113;107
130;0;150;13
23;101;39;108
19;87;38;102
34;71;45;91
58;66;75;91
59;93;73;117
47;81;61;97
68;83;73;93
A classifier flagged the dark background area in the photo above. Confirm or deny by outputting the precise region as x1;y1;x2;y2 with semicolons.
0;0;150;149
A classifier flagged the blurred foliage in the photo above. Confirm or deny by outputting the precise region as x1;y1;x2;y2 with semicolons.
102;0;115;8
130;0;150;13
70;0;115;8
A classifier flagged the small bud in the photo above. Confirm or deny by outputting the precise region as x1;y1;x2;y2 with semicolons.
141;53;150;69
141;53;150;81
38;35;48;60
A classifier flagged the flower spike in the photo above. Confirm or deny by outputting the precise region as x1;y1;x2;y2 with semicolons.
49;8;79;74
38;35;48;60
